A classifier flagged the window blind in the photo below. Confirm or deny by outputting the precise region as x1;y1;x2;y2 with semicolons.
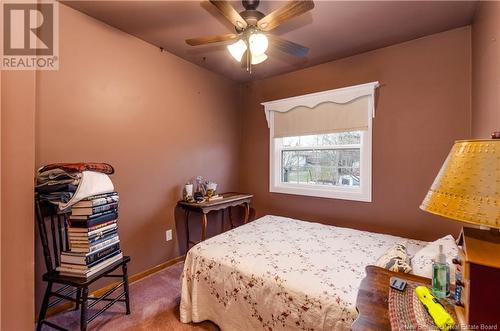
273;96;370;138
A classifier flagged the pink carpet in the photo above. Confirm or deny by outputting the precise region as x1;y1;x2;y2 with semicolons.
44;262;219;330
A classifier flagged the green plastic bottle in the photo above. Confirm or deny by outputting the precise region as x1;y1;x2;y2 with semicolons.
432;244;450;298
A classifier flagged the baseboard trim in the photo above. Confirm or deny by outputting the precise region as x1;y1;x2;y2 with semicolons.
43;254;186;320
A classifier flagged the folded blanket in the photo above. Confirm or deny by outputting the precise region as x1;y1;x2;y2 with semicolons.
38;162;114;175
56;171;114;210
36;183;78;194
39;192;74;203
37;168;81;184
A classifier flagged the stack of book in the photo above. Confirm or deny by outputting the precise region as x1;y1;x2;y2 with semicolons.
58;192;123;278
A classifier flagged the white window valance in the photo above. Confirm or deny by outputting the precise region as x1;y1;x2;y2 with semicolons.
261;82;380;134
273;96;370;138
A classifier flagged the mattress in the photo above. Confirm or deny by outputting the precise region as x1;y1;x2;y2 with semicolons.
180;215;427;331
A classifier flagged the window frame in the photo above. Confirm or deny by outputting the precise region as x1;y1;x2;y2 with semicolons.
263;82;379;202
269;114;372;202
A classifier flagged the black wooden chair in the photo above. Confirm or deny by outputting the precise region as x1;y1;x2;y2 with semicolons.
35;195;131;331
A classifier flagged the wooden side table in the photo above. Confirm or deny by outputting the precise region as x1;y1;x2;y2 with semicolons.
352;265;431;331
177;192;253;250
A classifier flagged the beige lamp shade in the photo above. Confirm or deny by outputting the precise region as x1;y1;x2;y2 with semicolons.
420;139;500;229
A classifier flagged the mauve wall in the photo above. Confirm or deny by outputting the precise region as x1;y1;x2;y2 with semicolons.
1;71;36;330
239;27;471;242
35;4;241;310
471;2;500;138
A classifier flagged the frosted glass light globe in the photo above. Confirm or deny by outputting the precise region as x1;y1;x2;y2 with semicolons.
249;33;268;56
251;53;268;65
227;39;247;62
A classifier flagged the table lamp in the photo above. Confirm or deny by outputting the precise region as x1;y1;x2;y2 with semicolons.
419;133;500;328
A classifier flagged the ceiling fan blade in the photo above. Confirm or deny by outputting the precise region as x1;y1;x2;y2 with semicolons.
257;0;314;32
269;35;309;57
209;0;248;30
185;33;238;46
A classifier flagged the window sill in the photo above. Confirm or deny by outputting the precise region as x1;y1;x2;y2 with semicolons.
270;184;372;202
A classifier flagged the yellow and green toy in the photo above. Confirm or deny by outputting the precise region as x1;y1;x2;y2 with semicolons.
415;286;455;330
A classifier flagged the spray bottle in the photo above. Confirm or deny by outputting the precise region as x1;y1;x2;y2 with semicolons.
432;244;450;298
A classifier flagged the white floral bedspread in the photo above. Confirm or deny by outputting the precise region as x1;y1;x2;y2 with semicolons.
180;215;427;331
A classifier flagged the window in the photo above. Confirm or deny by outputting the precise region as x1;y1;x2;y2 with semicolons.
262;82;378;202
271;129;371;201
280;132;361;186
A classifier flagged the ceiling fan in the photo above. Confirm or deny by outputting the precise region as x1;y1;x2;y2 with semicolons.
186;0;314;73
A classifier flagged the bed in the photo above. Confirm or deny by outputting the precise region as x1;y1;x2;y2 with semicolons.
180;215;428;331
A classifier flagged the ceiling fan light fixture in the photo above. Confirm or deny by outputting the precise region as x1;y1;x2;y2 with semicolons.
249;33;268;56
188;0;314;71
251;53;268;65
227;39;247;62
